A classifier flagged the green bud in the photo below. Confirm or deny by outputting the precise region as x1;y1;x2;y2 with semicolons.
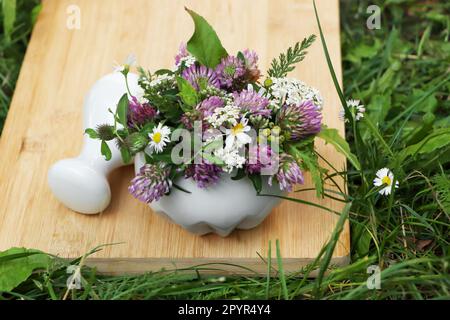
271;126;281;136
124;133;149;154
261;128;271;137
264;78;273;87
96;124;115;141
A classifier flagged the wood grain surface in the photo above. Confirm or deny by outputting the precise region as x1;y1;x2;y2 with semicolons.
0;0;349;274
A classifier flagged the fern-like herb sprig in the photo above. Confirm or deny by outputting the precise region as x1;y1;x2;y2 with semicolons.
267;34;316;78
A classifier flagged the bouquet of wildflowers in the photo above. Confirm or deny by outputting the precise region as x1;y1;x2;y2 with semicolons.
87;9;329;204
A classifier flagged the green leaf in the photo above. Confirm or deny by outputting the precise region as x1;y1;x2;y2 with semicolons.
101;140;112;161
267;35;316;78
315;202;351;293
176;76;198;107
297;150;324;197
2;0;16;42
202;153;223;165
120;147;132;164
399;128;450;162
366;94;391;124
231;168;246;181
276;239;289;300
185;8;228;68
313;1;352;125
116;94;129;127
84;128;99;139
154;69;174;76
317;127;361;171
248;174;262;194
363;116;394;157
351;223;372;258
0;248;50;292
30;3;42;26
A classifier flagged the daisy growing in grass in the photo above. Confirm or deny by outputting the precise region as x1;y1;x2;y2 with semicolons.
373;168;399;196
339;99;365;122
87;9;347;204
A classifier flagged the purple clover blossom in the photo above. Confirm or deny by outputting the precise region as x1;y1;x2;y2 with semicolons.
174;42;189;66
196;96;224;118
128;163;172;203
233;89;271;117
270;154;304;192
185;162;222;189
180;96;224;130
182;65;220;90
246;144;277;174
242;49;261;81
215;55;245;89
127;96;157;127
180;114;195;130
278;100;322;140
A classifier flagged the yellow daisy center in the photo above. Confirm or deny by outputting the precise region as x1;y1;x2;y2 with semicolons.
382;176;391;186
231;123;244;135
152;132;162;143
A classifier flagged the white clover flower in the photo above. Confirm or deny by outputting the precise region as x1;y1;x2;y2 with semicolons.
270;77;323;110
373;168;399;196
223;117;252;150
340;99;365;122
147;123;171;154
113;53;136;73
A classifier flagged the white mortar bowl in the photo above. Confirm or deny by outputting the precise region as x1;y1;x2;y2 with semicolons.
135;153;284;237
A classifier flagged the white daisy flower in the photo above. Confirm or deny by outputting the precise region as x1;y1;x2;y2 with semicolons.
224;117;252;150
340;99;365;122
147;123;171;154
113;53;137;73
373;167;399;196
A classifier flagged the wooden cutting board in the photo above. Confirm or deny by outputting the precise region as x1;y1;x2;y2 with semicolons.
0;0;349;274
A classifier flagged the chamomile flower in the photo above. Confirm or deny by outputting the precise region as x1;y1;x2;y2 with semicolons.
224;117;252;150
114;54;137;73
147;123;171;154
339;99;365;122
373;168;399;196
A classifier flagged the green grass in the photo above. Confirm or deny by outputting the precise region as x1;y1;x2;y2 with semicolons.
0;0;449;300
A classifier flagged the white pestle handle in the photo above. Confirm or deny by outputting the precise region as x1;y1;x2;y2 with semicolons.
48;72;140;214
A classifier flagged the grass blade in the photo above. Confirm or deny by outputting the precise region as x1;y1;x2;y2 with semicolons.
276;239;289;300
315;202;351;297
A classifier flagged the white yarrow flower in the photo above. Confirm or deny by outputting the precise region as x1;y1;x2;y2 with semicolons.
214;147;246;173
147;123;171;154
270;77;323;110
373;168;399;196
207;103;241;128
